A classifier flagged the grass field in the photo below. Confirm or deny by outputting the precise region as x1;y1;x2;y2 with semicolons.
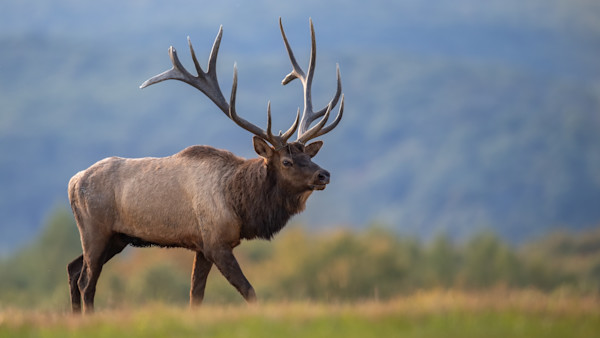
1;290;599;338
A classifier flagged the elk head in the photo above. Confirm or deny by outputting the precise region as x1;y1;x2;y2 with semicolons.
140;18;344;193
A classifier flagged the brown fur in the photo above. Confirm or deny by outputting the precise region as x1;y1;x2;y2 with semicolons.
67;139;329;313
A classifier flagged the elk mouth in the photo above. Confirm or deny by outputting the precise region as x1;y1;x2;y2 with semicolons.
310;183;327;191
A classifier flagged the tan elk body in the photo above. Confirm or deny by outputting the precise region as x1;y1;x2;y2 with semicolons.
67;18;344;314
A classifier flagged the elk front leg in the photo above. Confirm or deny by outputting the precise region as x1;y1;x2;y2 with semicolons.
190;251;213;306
208;248;257;303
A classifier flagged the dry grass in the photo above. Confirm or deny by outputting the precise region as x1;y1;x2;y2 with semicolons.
1;290;599;338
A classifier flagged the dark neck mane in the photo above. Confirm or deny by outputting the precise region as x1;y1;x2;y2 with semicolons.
227;158;311;240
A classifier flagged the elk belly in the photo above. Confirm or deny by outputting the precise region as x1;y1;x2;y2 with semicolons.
112;157;203;249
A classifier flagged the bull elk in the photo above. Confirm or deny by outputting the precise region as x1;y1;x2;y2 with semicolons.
66;18;344;313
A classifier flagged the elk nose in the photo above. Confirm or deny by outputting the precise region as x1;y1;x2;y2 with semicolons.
317;170;330;184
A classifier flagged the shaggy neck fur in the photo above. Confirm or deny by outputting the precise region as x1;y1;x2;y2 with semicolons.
228;158;312;240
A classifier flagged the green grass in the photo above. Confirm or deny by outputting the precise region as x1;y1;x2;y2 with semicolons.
1;290;599;338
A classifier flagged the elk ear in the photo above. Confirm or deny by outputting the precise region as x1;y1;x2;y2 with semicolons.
305;141;323;158
253;136;274;159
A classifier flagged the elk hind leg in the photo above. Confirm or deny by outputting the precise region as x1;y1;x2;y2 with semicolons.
77;258;101;314
78;234;128;313
67;255;84;313
68;236;127;314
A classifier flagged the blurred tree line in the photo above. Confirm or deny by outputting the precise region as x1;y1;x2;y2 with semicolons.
1;207;600;310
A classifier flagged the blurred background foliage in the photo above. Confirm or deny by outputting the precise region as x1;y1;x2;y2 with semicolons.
2;0;600;311
1;208;599;310
1;0;600;254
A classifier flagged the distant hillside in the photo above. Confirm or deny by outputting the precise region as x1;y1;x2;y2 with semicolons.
1;0;600;253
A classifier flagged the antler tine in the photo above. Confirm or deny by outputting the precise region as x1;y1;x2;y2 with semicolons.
266;101;275;142
265;102;300;147
187;37;203;78
306;94;344;141
228;64;270;141
280;18;305;85
206;28;222;75
312;64;342;121
279;17;344;144
298;102;331;144
281;108;300;144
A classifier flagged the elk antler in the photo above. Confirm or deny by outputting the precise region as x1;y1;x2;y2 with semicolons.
140;26;299;148
279;17;344;144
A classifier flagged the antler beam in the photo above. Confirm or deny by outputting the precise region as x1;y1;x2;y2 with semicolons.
279;17;344;144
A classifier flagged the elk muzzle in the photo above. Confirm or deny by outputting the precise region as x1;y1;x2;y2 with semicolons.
311;169;330;190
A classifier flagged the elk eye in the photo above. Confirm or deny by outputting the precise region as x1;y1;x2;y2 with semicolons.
282;159;293;167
